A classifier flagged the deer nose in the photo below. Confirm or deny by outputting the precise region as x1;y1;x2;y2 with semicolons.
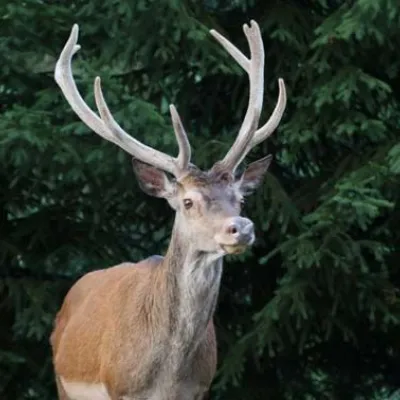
224;217;255;244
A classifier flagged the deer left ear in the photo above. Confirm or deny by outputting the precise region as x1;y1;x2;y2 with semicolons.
132;158;177;200
236;155;272;195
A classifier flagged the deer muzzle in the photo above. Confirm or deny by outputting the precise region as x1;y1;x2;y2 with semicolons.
215;217;255;254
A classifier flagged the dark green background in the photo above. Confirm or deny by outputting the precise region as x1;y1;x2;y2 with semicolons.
1;0;399;398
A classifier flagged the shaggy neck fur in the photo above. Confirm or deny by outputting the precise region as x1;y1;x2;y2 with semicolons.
160;216;223;374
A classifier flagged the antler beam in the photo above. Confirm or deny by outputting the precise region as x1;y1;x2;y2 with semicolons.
55;24;191;177
210;20;287;172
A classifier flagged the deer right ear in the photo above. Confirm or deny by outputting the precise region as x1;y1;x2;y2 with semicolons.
132;159;177;201
236;154;272;195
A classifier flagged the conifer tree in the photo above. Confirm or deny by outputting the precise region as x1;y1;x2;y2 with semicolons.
1;1;399;398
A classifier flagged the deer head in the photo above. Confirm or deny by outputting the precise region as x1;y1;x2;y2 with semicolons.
54;21;286;255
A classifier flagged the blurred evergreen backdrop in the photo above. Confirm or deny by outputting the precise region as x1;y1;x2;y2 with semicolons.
1;0;400;399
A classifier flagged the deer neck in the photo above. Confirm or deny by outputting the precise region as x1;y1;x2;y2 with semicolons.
159;217;223;361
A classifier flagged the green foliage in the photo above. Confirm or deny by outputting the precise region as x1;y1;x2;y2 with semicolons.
1;0;400;399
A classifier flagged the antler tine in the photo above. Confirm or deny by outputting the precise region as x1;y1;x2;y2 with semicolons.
234;78;287;167
55;24;191;178
210;20;265;173
209;29;249;72
54;25;114;143
94;78;190;175
250;78;287;149
169;105;191;171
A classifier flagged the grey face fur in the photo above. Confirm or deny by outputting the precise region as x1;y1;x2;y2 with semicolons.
132;155;272;255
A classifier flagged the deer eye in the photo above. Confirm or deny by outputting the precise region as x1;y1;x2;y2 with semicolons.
183;198;193;210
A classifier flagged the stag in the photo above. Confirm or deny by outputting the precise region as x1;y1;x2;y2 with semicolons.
51;20;286;400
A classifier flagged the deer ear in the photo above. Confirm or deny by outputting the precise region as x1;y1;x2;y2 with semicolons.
236;155;272;195
132;158;176;199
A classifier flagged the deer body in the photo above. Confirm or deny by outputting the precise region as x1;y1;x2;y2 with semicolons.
52;253;219;400
52;21;286;399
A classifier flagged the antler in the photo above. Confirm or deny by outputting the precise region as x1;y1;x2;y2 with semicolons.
54;24;191;178
210;21;287;173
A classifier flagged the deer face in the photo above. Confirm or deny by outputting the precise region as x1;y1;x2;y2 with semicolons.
132;156;272;254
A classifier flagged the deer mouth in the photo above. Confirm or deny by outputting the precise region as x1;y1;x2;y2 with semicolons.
218;231;255;255
220;244;249;255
